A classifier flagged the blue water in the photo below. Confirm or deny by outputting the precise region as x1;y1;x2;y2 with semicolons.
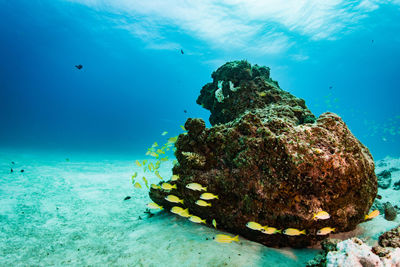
1;1;400;266
1;0;400;159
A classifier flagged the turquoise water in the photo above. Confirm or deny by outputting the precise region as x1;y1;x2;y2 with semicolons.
1;1;400;266
0;150;321;266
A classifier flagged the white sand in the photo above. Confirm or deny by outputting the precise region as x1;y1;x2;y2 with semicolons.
0;150;318;266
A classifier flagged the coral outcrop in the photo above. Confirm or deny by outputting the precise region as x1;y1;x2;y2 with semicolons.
377;170;392;189
384;202;397;221
307;238;400;266
149;60;377;247
379;225;400;248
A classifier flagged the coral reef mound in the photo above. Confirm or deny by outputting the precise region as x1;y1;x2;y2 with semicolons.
149;60;377;247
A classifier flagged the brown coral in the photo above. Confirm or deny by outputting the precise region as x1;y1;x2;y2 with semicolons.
149;61;377;248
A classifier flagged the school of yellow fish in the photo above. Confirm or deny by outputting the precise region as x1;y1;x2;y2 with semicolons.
132;126;380;244
150;178;221;240
245;209;379;237
131;129;180;191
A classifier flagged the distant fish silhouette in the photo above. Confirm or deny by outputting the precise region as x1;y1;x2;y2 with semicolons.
180;49;184;55
21;169;24;173
329;86;333;89
372;39;374;43
10;168;13;173
11;161;15;165
184;109;187;113
75;64;83;70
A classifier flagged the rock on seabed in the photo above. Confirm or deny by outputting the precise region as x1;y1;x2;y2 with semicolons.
150;60;377;247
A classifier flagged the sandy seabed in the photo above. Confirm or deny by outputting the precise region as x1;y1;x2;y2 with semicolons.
0;149;398;267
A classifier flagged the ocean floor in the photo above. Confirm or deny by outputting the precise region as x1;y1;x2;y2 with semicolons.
0;149;398;266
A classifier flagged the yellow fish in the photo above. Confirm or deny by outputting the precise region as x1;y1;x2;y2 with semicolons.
171;174;180;181
313;211;330;220
160;156;169;162
257;91;267;97
186;183;207;191
155;171;164;180
156;149;165;154
145;151;150;156
172;160;178;165
312;148;324;155
161;131;168;136
195;200;212;207
134;182;142;189
135;160;141;167
151;184;161;190
262;227;281;234
365;210;380;220
317;227;335;235
212;219;217;229
165;195;184;204
179;209;191;218
215;234;239;243
180;125;187;131
189;215;206;224
131;172;137;183
170;206;184;215
200;192;218;200
152;142;158;147
142;177;149;188
246;221;264;231
147;202;163;210
161;183;177;190
283;228;306;236
168;136;178;143
154;161;161;169
142;160;147;166
149;162;155;171
149;152;159;158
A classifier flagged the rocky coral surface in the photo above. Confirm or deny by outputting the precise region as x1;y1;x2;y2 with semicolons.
325;238;400;267
308;234;400;266
196;60;316;126
379;225;400;248
149;61;377;247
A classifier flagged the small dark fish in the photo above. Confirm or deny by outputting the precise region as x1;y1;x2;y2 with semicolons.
75;64;83;70
329;86;333;89
372;39;374;43
65;158;70;162
21;169;24;173
123;196;131;201
138;216;142;220
11;161;15;165
184;109;187;113
180;49;184;55
10;168;13;173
